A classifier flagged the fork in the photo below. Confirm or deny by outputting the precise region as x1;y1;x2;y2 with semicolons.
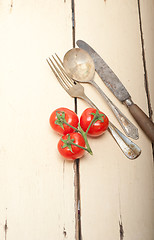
47;54;141;160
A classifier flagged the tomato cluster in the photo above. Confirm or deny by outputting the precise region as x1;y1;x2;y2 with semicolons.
49;107;109;161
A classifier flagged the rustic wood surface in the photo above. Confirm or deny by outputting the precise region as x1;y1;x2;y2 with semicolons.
0;0;153;239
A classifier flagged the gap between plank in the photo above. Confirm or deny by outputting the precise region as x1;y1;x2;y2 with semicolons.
119;215;124;240
4;219;8;240
71;1;82;239
137;0;154;158
137;0;153;119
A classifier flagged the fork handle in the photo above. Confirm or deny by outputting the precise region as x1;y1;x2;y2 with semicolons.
81;95;98;109
81;95;141;159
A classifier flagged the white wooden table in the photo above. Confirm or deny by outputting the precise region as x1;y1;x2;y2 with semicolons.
0;1;154;239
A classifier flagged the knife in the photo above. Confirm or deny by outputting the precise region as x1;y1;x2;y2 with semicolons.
77;40;154;142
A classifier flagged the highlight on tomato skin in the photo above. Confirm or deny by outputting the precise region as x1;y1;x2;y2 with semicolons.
49;107;79;135
80;108;109;137
57;132;85;161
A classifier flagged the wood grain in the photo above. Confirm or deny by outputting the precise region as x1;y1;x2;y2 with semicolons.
75;0;154;239
0;0;154;239
0;0;76;239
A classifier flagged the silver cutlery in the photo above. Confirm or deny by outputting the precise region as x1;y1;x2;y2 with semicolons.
63;48;139;140
46;54;141;160
77;40;154;142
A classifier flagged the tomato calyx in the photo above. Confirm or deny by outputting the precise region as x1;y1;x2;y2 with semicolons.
55;111;93;155
55;111;78;132
86;109;107;134
60;134;75;152
90;110;106;123
60;134;91;153
55;111;67;130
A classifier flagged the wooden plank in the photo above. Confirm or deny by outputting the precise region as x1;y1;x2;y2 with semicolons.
75;0;154;239
0;0;154;239
0;0;76;239
139;0;154;115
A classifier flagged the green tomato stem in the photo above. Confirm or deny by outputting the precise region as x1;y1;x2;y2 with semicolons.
78;123;93;155
62;120;82;134
85;118;94;134
63;122;93;155
85;115;97;134
56;112;93;155
70;142;92;155
85;110;106;134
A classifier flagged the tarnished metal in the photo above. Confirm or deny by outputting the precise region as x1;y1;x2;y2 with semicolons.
47;54;141;160
63;48;139;140
77;40;131;103
77;40;154;142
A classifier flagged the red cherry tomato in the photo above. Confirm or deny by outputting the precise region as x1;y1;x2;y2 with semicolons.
49;108;79;135
58;132;85;160
80;108;109;137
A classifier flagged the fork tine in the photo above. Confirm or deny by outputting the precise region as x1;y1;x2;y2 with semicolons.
55;53;63;66
52;55;67;79
53;54;75;87
47;54;141;159
46;58;58;80
52;55;75;88
46;57;69;91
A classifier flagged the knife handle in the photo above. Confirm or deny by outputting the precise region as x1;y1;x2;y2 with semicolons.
125;100;154;142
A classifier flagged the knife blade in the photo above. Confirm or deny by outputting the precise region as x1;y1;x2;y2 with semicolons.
77;40;154;142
